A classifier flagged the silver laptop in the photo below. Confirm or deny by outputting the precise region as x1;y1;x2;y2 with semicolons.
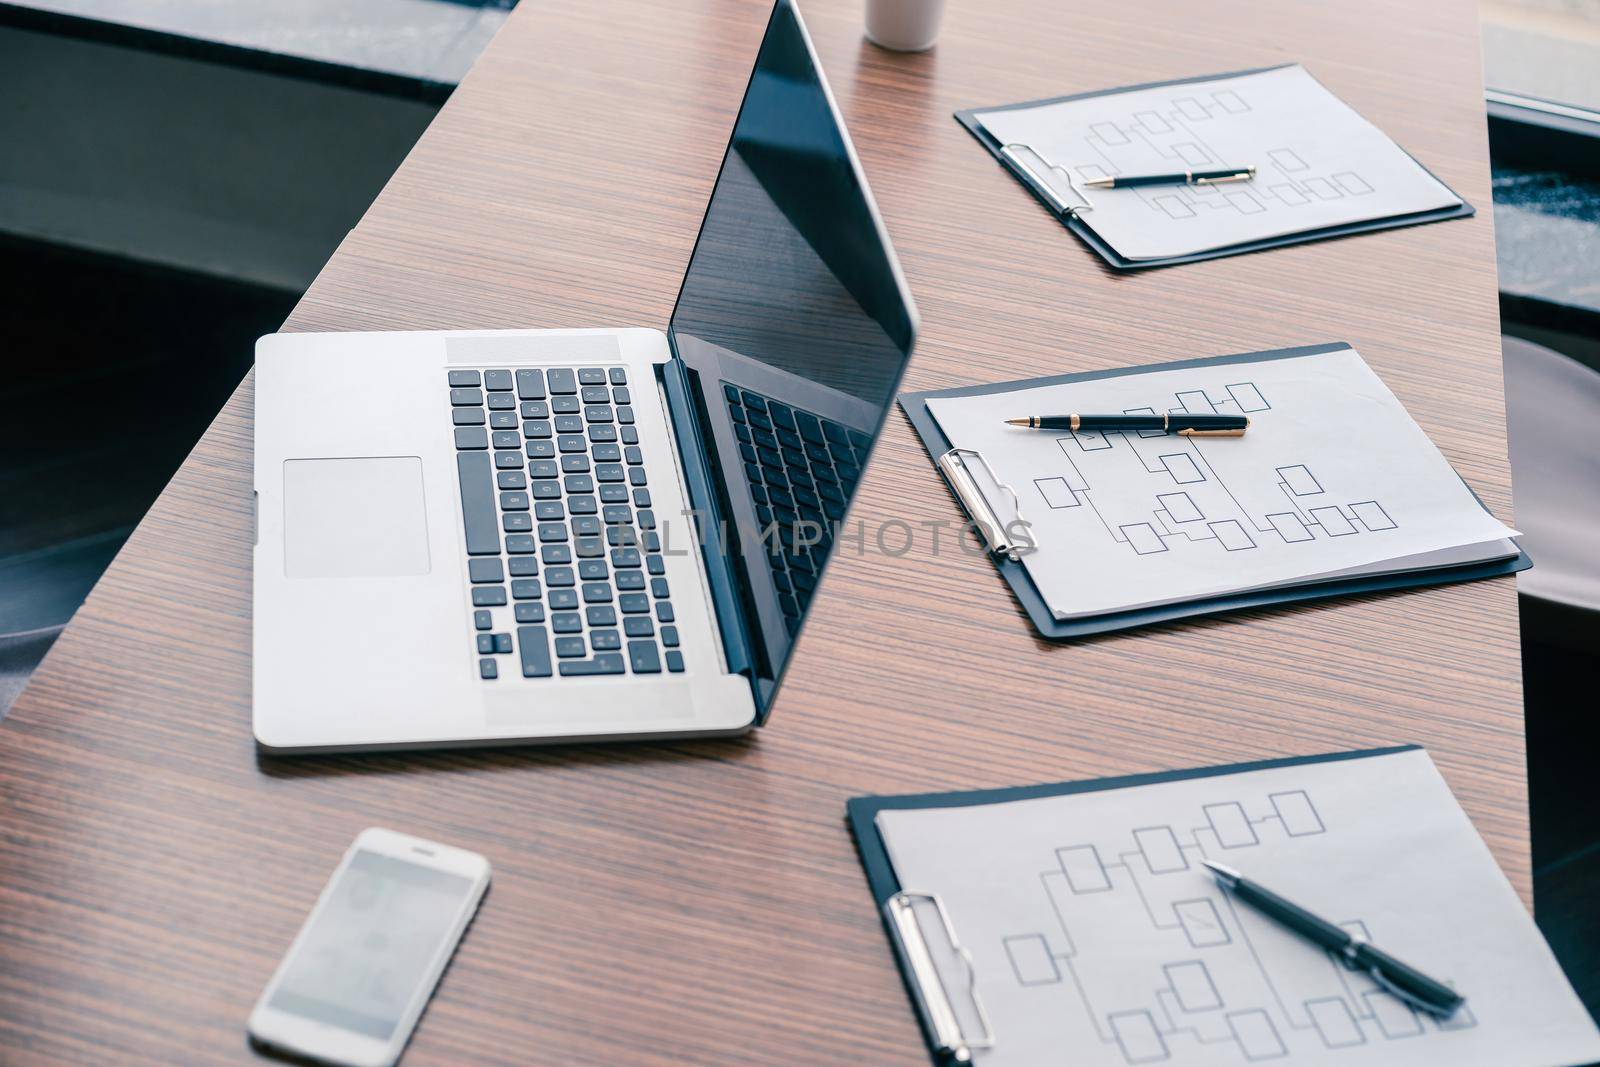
252;0;918;752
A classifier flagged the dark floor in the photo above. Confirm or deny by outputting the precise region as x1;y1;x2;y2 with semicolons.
0;236;294;638
1524;592;1600;1019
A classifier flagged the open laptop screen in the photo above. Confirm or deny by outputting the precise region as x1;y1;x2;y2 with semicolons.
668;0;918;712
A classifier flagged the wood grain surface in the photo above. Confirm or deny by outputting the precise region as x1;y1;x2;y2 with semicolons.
0;0;1520;1063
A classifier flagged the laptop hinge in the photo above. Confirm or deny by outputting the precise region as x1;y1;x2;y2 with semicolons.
657;355;755;684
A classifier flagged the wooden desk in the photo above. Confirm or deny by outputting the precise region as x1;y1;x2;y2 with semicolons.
0;0;1519;1063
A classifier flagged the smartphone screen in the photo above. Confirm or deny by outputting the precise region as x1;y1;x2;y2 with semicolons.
265;849;479;1042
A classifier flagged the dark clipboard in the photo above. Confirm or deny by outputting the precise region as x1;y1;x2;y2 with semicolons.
898;342;1531;641
954;65;1476;270
846;745;1423;1065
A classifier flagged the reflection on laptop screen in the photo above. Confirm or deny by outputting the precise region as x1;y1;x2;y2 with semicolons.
668;0;917;708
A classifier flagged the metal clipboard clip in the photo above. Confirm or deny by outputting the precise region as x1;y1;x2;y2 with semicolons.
998;143;1094;218
936;447;1027;561
885;891;996;1063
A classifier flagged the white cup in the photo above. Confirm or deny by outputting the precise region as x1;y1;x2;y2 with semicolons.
865;0;948;52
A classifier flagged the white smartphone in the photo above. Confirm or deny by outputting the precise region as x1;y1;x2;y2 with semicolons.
248;828;491;1067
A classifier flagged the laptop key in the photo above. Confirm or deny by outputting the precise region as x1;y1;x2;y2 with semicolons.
581;385;610;403
558;435;587;453
490;410;518;429
456;452;501;555
532;481;562;500
472;587;507;607
571;515;601;537
492;430;521;449
474;609;493;631
559;653;625;676
449;369;481;387
587;424;618;443
494;450;523;470
537;522;568;542
613;386;631;404
524;420;553;439
481;369;512;391
582;583;613;603
503;514;532;533
516;625;553;677
468;558;504;583
552;395;581;415
450;387;483;406
660;625;679;647
477;633;495;655
596;463;625;483
584;406;613;423
542;544;573;564
564;474;594;494
616;571;645;591
509;555;539;577
505;534;537;554
612;547;642;568
521;400;550;419
487;391;516;410
526;440;556;459
619;593;649;614
624;616;653;638
600;484;629;504
455;427;489;450
479;658;499;679
511;579;542;600
500;491;529;511
578;367;607;385
499;470;527;490
579;559;609;581
593;443;622;462
562;454;591;473
590;628;622;651
555;636;586;658
516;368;546;399
555;415;583;434
515;602;545;623
453;407;485;426
656;601;675;622
545;566;575;587
627;641;661;674
665;651;685;673
587;606;617;626
547;368;577;394
609;367;627;384
552;612;583;634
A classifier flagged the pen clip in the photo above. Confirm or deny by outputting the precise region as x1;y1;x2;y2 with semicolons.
1366;964;1461;1018
999;143;1094;217
1342;936;1460;1019
1193;168;1256;187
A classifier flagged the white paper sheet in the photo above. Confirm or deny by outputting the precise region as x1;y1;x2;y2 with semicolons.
973;66;1461;261
876;749;1600;1067
924;346;1517;620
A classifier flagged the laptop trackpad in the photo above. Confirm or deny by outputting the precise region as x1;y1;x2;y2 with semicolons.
283;457;431;578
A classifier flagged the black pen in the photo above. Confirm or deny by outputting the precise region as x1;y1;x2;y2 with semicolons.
1004;413;1249;437
1203;860;1465;1018
1081;165;1257;189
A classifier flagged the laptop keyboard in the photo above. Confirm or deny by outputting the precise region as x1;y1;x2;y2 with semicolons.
722;384;871;632
449;366;683;680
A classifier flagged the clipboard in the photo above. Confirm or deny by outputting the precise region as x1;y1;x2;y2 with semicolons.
846;746;1425;1065
954;65;1476;270
898;342;1531;641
